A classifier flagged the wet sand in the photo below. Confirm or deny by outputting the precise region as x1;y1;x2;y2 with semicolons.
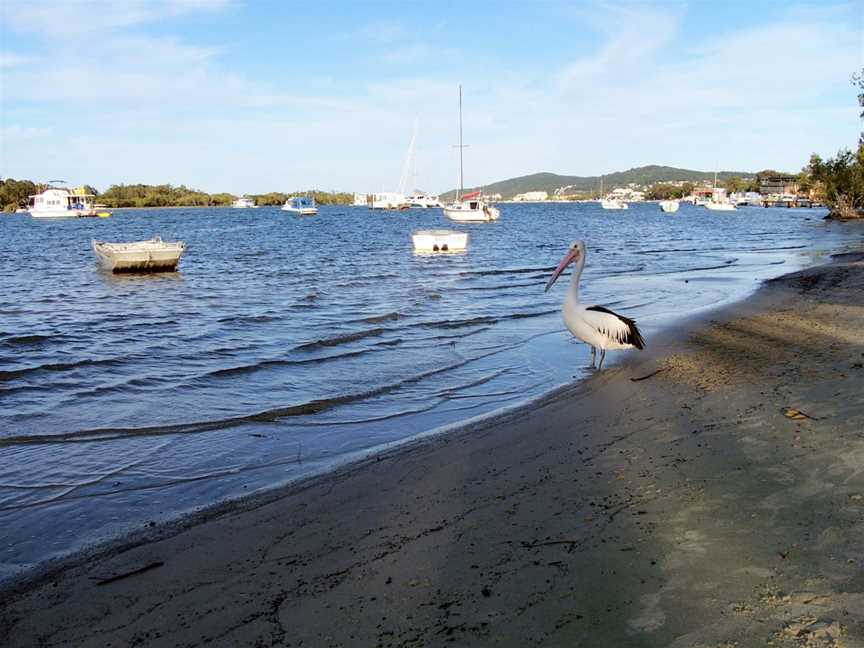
2;252;864;647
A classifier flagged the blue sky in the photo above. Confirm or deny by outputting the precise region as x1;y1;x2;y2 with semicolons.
1;0;862;194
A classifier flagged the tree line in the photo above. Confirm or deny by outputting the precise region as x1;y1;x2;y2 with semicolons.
0;180;354;212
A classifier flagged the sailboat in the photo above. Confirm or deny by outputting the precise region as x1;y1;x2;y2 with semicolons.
599;175;627;210
705;170;736;211
442;86;500;223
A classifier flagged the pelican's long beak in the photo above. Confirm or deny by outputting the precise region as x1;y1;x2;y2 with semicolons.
544;248;579;292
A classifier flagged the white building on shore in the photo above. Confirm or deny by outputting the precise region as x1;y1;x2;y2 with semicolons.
512;191;549;202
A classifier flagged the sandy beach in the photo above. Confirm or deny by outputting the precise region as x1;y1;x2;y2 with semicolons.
2;250;863;647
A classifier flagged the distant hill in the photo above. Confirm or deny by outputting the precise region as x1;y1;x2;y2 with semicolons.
440;165;756;200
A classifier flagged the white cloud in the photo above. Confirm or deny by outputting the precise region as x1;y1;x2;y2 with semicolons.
0;1;858;194
1;0;230;37
0;51;35;68
1;125;52;139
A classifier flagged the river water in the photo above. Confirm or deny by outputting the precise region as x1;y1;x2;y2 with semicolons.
0;202;858;581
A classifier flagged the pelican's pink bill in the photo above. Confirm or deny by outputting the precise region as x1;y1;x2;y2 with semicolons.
544;248;579;292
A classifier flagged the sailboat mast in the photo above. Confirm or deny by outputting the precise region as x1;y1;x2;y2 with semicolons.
458;84;464;201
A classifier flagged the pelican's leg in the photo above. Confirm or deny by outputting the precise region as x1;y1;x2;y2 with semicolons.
598;349;606;370
590;346;596;368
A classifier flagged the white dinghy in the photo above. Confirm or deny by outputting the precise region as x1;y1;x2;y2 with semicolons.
92;236;186;273
412;230;468;253
659;200;679;213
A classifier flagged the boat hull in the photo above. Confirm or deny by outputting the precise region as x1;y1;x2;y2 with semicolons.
92;238;185;273
411;230;468;252
659;200;680;213
281;207;318;215
705;202;736;211
443;203;500;222
600;200;628;210
30;208;96;218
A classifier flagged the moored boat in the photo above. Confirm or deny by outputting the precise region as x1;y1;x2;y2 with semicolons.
407;191;442;208
29;186;97;218
411;229;468;253
231;197;258;209
370;192;410;210
442;86;500;223
443;191;500;222
705;201;736;211
704;187;736;211
600;197;628;210
659;200;680;213
281;196;318;215
91;237;185;273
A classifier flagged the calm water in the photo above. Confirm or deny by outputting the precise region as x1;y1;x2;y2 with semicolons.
0;203;858;581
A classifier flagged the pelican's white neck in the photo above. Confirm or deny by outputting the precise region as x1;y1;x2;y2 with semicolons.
568;252;585;302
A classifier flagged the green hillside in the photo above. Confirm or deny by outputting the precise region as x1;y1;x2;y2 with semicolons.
440;165;756;200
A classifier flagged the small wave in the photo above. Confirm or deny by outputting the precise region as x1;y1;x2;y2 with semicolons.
0;347;513;448
456;265;554;278
635;247;702;255
651;259;739;275
0;357;124;382
216;314;279;325
293;327;386;351
0;334;57;348
203;348;374;378
356;311;402;324
415;316;498;330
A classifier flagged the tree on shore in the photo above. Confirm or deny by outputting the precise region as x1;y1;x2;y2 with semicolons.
808;68;864;219
0;178;46;212
808;147;864;219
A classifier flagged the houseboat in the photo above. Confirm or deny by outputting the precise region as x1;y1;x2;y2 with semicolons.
29;186;98;218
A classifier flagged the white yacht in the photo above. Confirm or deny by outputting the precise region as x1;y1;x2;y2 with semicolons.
231;197;257;209
281;196;318;215
442;86;500;223
444;191;500;222
600;197;628;210
659;200;680;213
353;193;369;207
705;201;736;211
370;192;410;210
29;186;97;218
407;191;442;208
705;187;736;211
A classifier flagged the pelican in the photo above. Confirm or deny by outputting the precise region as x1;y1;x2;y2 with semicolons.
544;240;645;369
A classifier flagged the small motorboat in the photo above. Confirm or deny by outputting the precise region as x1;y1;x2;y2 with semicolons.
412;230;468;253
659;200;679;213
92;236;185;273
281;196;318;215
231;197;258;209
600;197;628;210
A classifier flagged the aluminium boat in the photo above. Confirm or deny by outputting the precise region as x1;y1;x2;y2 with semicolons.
92;236;185;273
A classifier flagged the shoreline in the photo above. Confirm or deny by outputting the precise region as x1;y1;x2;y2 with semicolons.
2;247;864;645
0;237;845;596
